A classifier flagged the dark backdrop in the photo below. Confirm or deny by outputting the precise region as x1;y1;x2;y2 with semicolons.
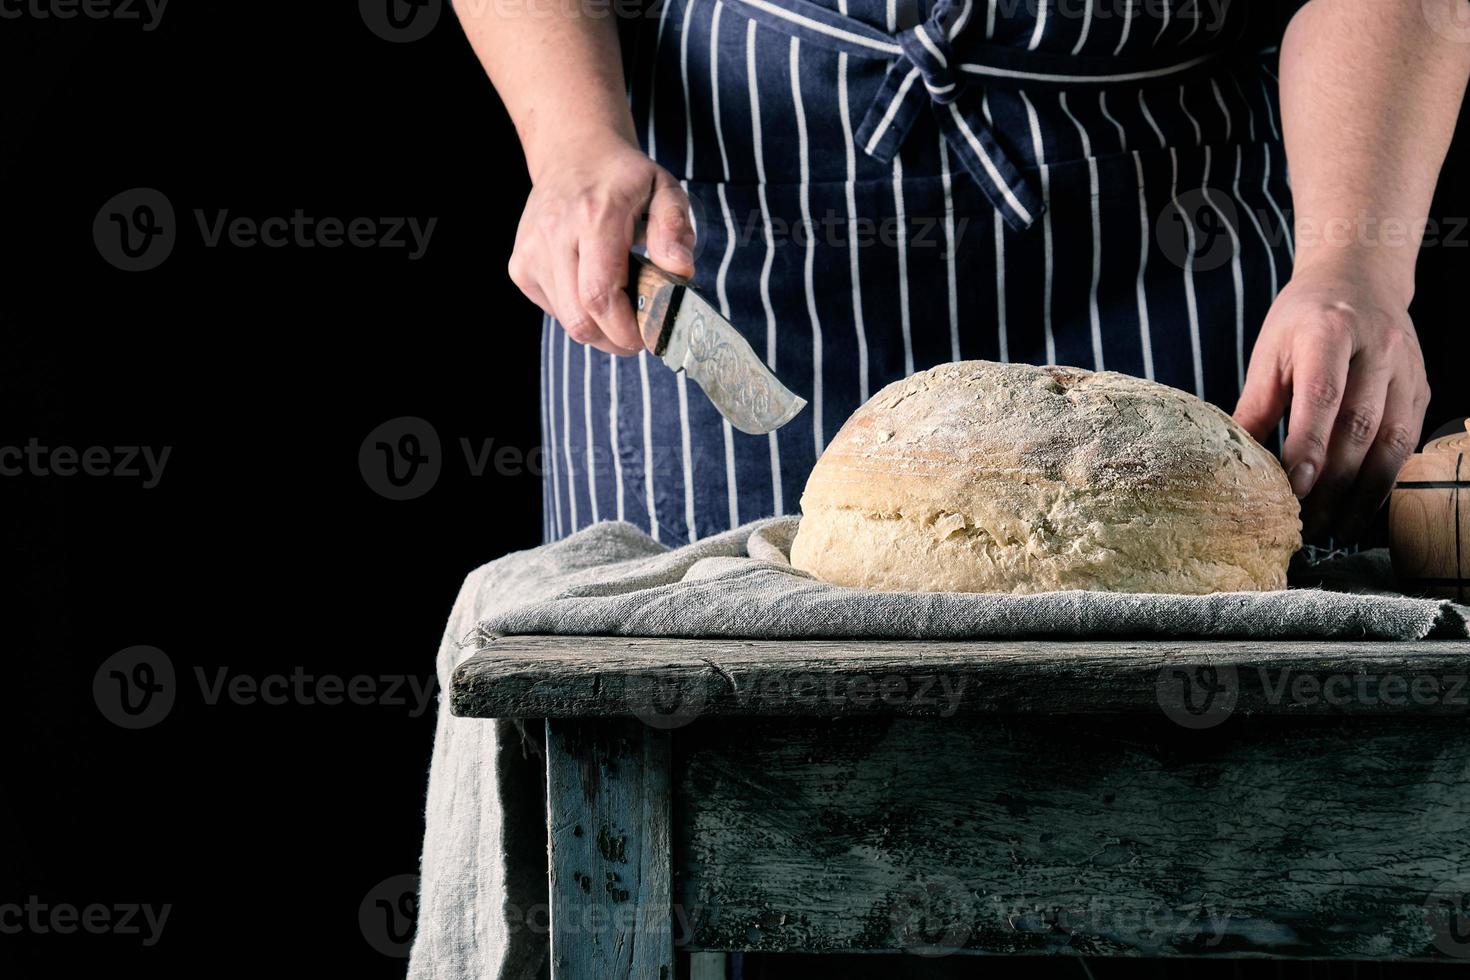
3;2;1467;976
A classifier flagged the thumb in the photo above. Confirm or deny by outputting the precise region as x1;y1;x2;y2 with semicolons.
644;172;696;278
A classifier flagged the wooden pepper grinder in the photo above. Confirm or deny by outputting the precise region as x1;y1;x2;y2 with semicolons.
1389;419;1468;601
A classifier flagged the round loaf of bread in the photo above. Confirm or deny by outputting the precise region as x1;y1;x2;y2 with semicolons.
789;361;1301;594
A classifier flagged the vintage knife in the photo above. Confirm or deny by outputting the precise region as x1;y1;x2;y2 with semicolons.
629;254;807;435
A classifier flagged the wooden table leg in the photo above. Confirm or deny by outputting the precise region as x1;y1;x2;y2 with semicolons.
545;718;673;980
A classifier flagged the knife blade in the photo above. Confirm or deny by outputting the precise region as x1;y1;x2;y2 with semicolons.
629;254;807;435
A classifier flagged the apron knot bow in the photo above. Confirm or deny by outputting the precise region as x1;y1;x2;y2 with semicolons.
898;18;962;104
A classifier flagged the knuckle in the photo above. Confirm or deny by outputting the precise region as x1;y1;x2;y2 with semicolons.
1296;427;1331;461
579;282;620;314
1336;405;1380;446
1377;423;1418;462
1298;376;1342;412
561;316;596;344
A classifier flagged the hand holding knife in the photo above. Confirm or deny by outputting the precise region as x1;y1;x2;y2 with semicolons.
628;254;807;435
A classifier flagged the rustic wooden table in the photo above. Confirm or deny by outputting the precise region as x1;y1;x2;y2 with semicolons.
452;636;1470;979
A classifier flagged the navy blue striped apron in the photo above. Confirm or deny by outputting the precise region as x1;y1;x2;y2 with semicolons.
541;0;1300;545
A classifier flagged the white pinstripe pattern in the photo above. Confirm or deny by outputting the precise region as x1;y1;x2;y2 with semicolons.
1138;87;1166;146
982;92;1008;362
746;20;785;515
939;136;961;362
836;48;871;404
1114;0;1135;55
1200;146;1245;397
676;4;701;542
583;344;599;524
946;105;1035;226
714;182;741;531
958;51;1216;83
861;68;920;156
1059;92;1105;370
1209;77;1232;142
1178;84;1202;146
609;354;625;521
676;185;699;543
676;371;697;540
1167;147;1206;398
893;152;915;376
561;329;579;528
1071;0;1094;56
709;1;740;532
1180;0;1201;45
984;0;997;39
1260;142;1295;263
646;0;675;161
1256;78;1295;262
544;317;564;538
791;36;825;457
1154;0;1172;45
1020;90;1055;364
638;351;659;542
1233;144;1280;310
1028;0;1047;51
1130;150;1157;380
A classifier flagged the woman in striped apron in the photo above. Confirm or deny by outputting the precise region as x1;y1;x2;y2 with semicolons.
474;0;1466;550
429;6;1468;976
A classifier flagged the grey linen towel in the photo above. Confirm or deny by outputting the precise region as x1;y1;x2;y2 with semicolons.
473;517;1469;642
411;518;1469;980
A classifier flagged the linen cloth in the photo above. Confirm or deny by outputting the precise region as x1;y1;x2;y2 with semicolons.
409;517;1468;980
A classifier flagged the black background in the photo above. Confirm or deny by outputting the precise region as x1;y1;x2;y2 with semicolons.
3;1;1468;976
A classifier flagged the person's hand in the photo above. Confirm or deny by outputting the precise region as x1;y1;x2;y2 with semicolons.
508;133;696;356
1234;266;1430;544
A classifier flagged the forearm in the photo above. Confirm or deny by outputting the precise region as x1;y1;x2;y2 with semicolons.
454;0;637;180
1279;0;1470;305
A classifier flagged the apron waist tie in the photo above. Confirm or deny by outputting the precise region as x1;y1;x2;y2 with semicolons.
721;0;1232;230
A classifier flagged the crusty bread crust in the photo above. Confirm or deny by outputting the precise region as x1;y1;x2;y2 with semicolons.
790;361;1301;594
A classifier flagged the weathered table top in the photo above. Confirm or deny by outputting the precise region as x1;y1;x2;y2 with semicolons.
452;636;1470;720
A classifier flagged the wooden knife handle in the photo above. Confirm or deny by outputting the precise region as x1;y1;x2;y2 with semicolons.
629;254;690;356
